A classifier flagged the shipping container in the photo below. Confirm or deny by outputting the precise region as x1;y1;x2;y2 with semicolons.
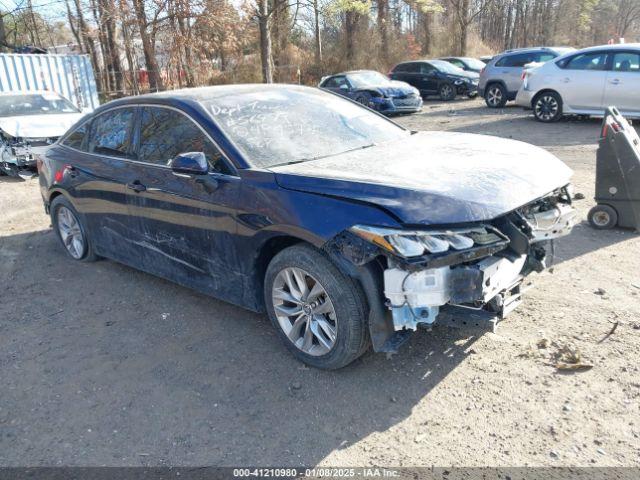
0;53;99;112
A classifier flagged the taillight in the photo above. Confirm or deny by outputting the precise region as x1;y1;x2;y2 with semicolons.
54;169;63;182
521;71;526;80
480;67;485;75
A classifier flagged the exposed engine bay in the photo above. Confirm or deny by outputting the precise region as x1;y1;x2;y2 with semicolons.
0;133;53;178
379;186;575;332
330;185;576;344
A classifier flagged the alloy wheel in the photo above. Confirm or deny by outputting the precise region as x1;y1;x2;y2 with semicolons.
272;267;337;356
56;206;85;259
487;86;503;107
440;85;453;99
535;94;559;121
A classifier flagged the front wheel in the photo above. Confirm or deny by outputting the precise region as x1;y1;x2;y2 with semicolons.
533;91;563;122
439;83;456;101
264;244;369;369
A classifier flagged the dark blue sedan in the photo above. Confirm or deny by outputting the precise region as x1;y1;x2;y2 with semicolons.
319;70;422;114
39;85;575;369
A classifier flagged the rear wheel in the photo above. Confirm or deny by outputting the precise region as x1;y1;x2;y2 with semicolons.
484;83;507;108
264;244;369;369
439;83;455;101
533;91;563;123
50;196;98;261
588;204;618;230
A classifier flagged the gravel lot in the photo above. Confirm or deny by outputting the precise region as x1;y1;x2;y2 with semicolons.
1;99;639;467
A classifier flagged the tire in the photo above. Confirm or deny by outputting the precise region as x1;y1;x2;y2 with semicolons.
439;83;456;101
50;195;98;262
264;244;369;369
588;204;618;230
533;91;563;123
484;83;507;108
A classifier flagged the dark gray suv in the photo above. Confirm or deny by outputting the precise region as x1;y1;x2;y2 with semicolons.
478;47;574;108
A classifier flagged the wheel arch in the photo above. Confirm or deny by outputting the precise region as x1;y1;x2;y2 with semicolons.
531;88;563;109
485;79;508;91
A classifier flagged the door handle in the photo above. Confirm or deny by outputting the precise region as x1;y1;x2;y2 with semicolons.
609;78;621;85
562;77;571;83
126;180;146;192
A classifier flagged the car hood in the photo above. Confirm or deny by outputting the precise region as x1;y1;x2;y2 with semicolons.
369;80;418;97
0;113;85;138
271;131;573;225
446;70;480;81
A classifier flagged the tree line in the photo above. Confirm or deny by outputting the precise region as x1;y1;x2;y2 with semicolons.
1;0;639;97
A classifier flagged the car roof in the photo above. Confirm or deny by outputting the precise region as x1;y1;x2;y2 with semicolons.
91;84;317;113
568;43;640;53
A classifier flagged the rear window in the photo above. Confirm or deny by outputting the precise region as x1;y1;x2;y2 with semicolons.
495;53;535;67
612;52;640;72
88;108;135;159
393;63;418;73
62;123;89;151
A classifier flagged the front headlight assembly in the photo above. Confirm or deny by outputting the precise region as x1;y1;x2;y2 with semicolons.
349;225;508;259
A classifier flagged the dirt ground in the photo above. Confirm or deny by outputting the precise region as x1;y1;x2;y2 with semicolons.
1;99;639;468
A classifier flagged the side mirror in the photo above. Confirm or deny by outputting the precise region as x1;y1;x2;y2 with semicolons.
170;152;208;175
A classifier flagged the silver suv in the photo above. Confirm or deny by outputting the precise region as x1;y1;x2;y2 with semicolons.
479;47;574;108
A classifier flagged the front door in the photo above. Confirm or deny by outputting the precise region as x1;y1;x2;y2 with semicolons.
124;105;243;303
556;51;608;112
605;51;640;116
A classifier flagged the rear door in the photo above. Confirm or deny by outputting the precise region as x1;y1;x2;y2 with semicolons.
124;105;243;302
495;52;534;93
605;50;640;116
60;107;141;262
556;51;608;112
391;63;423;91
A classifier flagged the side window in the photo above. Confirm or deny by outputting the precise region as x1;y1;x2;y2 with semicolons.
88;108;135;158
449;59;464;68
325;76;348;89
138;107;231;174
62;122;89;151
401;63;419;73
612;52;640;72
561;52;607;71
419;63;435;74
534;52;556;63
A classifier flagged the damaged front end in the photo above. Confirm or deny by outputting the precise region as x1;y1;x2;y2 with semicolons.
335;186;576;352
0;133;53;178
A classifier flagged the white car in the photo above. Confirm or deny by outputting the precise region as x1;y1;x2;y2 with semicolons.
0;90;85;177
516;44;640;122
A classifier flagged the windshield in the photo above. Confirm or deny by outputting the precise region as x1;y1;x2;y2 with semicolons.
430;60;466;75
348;71;390;87
461;58;486;70
203;87;410;168
0;93;80;117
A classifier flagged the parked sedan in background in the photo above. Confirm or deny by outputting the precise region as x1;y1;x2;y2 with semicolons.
440;56;487;73
389;60;479;100
517;44;640;122
319;70;422;114
479;46;574;108
0;91;84;178
39;84;575;370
